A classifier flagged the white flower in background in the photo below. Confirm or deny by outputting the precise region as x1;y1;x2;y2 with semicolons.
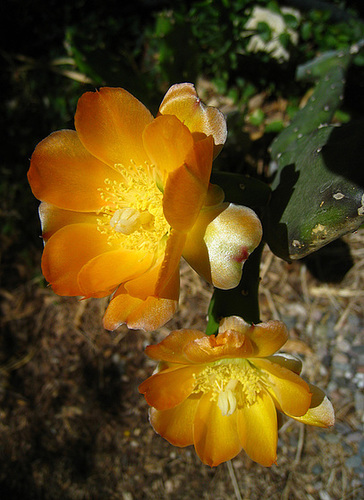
243;6;301;62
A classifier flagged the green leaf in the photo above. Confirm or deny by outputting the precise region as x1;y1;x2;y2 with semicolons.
265;43;364;260
210;172;271;209
265;121;364;260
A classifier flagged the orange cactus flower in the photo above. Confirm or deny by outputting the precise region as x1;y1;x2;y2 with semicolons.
139;316;335;467
28;83;263;331
27;83;236;331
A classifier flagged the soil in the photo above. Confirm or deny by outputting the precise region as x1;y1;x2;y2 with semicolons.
1;229;363;500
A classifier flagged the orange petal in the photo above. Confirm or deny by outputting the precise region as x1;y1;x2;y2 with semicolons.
41;223;113;297
148;396;200;447
125;239;182;301
143;115;194;177
155;230;186;296
162;137;214;231
180;319;288;363
183;330;256;363
124;256;162;299
237;388;278;467
184;135;214;187
158;83;227;158
193;392;243;467
219;317;289;357
145;329;206;363
39;202;98;241
182;202;226;284
75;87;152;168
253;359;312;417
102;288;177;331
138;364;203;410
288;384;335;428
28;130;117;211
77;249;154;298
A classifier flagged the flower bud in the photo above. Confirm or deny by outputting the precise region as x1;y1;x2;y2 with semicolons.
183;202;262;289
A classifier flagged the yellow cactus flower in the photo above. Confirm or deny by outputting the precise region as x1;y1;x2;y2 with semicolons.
139;316;335;466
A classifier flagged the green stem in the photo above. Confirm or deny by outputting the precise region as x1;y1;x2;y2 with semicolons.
206;241;264;335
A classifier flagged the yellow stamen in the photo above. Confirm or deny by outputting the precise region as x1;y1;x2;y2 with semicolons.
193;359;266;416
97;161;170;252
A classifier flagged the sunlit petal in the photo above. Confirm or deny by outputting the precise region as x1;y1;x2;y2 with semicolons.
163;137;214;231
143;114;194;176
139;364;204;410
149;396;200;447
39;202;98;241
183;330;256;363
28;130;116;211
193;392;243;467
219;317;289;357
75;87;152;167
155;231;186;296
41;223;113;296
145;329;206;363
237;389;278;467
253;358;312;416
158;83;227;158
182;203;226;284
103;286;177;332
77;250;154;298
288;384;335;428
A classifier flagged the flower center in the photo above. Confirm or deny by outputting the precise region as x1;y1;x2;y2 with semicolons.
97;161;170;252
193;359;265;416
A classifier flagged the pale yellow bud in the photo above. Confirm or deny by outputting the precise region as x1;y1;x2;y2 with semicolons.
183;202;262;289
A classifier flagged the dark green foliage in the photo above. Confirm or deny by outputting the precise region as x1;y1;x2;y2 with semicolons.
2;0;364;288
265;41;364;261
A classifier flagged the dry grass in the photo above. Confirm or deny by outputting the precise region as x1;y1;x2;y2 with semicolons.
0;228;363;499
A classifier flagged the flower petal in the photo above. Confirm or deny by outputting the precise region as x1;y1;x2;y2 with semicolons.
124;235;182;300
253;358;312;417
183;330;256;363
39;202;98;241
102;286;177;331
219;317;289;357
77;250;154;298
28;130;116;211
162;136;214;231
182;202;226;284
193;392;243;467
288;384;335;428
148;396;200;447
266;353;303;375
158;83;227;158
41;223;113;296
236;388;278;467
139;364;203;410
143;115;194;177
145;329;206;363
180;319;288;363
155;230;186;296
75;87;152;168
